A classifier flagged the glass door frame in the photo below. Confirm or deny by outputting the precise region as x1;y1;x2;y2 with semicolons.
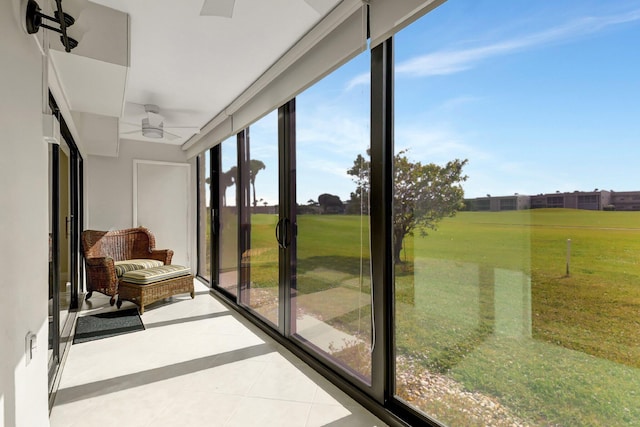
278;100;296;336
205;93;390;397
48;94;83;400
48;142;61;386
205;104;296;334
233;104;296;334
209;134;243;301
237;128;250;304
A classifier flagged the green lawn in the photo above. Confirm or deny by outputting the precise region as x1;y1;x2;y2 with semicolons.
395;209;640;426
235;209;640;425
406;209;640;368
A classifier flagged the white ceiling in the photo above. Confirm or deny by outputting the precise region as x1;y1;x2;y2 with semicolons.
89;0;343;145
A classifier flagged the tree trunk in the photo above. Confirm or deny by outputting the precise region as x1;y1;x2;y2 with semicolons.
393;229;405;264
251;181;257;207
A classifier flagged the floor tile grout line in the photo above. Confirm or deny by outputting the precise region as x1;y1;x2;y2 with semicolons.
303;399;315;427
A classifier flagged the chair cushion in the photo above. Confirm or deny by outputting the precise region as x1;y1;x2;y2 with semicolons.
114;259;164;277
121;265;191;285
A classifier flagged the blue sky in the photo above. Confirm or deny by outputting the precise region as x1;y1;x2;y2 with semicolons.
228;0;640;205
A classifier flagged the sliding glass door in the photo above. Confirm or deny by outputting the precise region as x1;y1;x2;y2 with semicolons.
239;114;281;326
205;135;240;297
209;125;282;328
292;49;372;381
202;51;374;389
48;100;82;395
196;151;212;283
219;137;239;296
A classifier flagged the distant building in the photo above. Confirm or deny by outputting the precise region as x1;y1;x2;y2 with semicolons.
463;190;640;211
610;191;640;211
466;195;531;212
530;191;611;210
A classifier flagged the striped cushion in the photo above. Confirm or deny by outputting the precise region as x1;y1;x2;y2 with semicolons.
114;259;164;277
121;265;191;285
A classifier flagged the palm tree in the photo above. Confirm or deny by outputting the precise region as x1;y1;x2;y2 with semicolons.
249;159;266;207
214;166;237;206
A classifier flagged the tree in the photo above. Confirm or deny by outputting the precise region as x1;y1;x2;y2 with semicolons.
249;159;266;207
221;166;237;206
318;193;345;214
207;166;237;206
348;150;468;263
346;153;369;215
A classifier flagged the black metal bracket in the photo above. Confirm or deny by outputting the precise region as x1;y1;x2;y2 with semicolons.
24;0;78;52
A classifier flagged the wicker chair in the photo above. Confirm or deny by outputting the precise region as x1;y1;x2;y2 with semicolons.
81;227;173;305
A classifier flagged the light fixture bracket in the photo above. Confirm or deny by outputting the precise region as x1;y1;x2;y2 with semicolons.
24;0;42;34
23;0;79;52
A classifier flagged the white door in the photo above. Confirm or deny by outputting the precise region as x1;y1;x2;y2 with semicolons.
134;160;190;266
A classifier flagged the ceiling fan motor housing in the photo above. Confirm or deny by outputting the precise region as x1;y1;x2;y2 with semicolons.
141;117;163;138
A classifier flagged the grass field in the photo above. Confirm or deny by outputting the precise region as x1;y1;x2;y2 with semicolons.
392;209;640;426
405;209;640;367
235;208;640;425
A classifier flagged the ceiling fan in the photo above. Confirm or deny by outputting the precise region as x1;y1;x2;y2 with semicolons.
120;104;200;142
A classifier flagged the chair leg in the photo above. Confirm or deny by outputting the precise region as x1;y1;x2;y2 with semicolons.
85;291;93;300
109;296;116;306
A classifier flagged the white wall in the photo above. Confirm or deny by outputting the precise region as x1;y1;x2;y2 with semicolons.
134;161;191;267
0;1;52;426
86;140;196;270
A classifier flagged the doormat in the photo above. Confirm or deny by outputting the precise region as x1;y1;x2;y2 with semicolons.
73;308;144;344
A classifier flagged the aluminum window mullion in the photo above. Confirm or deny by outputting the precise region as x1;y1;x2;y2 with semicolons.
278;99;296;337
369;37;394;404
237;130;251;303
210;146;220;288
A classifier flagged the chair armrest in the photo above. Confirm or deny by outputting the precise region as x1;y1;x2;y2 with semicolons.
84;257;118;288
149;249;174;265
85;256;115;270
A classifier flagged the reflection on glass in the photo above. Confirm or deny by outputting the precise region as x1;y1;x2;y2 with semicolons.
48;144;54;360
294;50;372;380
58;144;71;342
219;137;238;295
243;113;279;325
394;1;640;425
197;152;211;282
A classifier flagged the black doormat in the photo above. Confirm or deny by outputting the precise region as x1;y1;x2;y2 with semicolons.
73;308;145;344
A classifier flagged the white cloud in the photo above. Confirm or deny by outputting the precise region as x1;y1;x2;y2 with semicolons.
297;114;369;156
437;96;479;112
299;157;353;180
293;107;370;201
396;8;640;78
395;125;488;164
343;9;640;89
345;72;370;91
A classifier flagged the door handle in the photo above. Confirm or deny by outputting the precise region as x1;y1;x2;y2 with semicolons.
283;218;292;249
275;218;284;248
275;218;291;249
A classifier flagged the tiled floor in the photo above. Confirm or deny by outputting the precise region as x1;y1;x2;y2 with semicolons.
49;280;387;427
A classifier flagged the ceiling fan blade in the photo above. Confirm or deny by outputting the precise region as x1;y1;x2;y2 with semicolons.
200;0;235;17
164;126;201;133
163;130;182;141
